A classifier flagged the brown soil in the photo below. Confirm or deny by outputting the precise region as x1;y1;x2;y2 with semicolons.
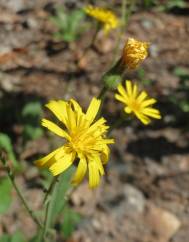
0;1;189;242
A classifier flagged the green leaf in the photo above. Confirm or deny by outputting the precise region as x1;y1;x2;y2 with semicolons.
63;33;76;42
0;232;25;242
11;231;25;242
179;100;189;112
50;167;75;223
68;10;85;34
22;102;42;118
29;236;37;242
174;67;189;78
62;205;81;239
0;133;17;167
21;101;43;141
50;7;85;42
0;235;10;242
56;7;68;28
0;177;12;214
45;167;75;231
23;125;43;140
167;0;186;9
103;74;122;89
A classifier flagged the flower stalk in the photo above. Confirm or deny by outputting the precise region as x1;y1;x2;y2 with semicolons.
43;176;59;204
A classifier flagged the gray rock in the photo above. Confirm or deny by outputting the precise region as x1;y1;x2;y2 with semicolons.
123;184;146;213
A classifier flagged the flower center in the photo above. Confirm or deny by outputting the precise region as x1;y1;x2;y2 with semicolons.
130;100;141;113
68;125;100;155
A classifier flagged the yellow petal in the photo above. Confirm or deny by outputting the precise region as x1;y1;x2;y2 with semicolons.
115;94;128;105
66;104;76;130
103;23;111;34
124;106;132;114
76;113;87;129
41;119;70;140
70;99;82;114
71;154;87;185
86;98;101;124
117;84;128;99
46;100;68;127
141;98;156;108
101;145;110;164
137;91;148;102
54;147;67;160
102;138;114;144
94;155;104;176
87;117;106;134
143;108;161;119
126;80;133;97
135;112;150;125
88;161;100;188
35;147;62;168
133;83;138;98
49;152;75;176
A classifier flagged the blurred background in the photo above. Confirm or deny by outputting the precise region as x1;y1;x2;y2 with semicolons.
0;0;189;241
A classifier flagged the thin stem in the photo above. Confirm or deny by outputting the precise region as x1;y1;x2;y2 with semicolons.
97;86;108;100
108;113;131;134
41;200;51;241
111;0;127;66
43;176;59;204
90;22;100;47
40;176;59;241
97;0;128;103
79;22;100;62
2;162;42;228
108;117;124;134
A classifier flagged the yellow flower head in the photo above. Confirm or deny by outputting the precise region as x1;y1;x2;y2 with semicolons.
115;80;161;125
121;38;149;69
84;5;119;34
35;98;114;188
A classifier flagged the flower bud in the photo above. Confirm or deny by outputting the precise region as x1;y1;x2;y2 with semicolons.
121;38;149;70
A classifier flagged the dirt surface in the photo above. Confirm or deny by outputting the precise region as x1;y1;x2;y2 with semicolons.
0;1;189;242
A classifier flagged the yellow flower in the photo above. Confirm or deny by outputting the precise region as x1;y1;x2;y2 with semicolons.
121;38;149;69
115;80;161;125
35;98;114;188
84;5;119;34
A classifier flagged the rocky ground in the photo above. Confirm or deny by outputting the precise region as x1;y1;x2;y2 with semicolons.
0;1;189;242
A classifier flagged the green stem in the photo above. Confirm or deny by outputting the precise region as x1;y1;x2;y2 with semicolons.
108;117;124;134
79;22;100;62
97;0;128;103
3;163;42;228
111;0;127;66
109;114;131;134
90;22;100;47
40;176;59;241
43;176;59;204
41;200;50;241
97;86;108;100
